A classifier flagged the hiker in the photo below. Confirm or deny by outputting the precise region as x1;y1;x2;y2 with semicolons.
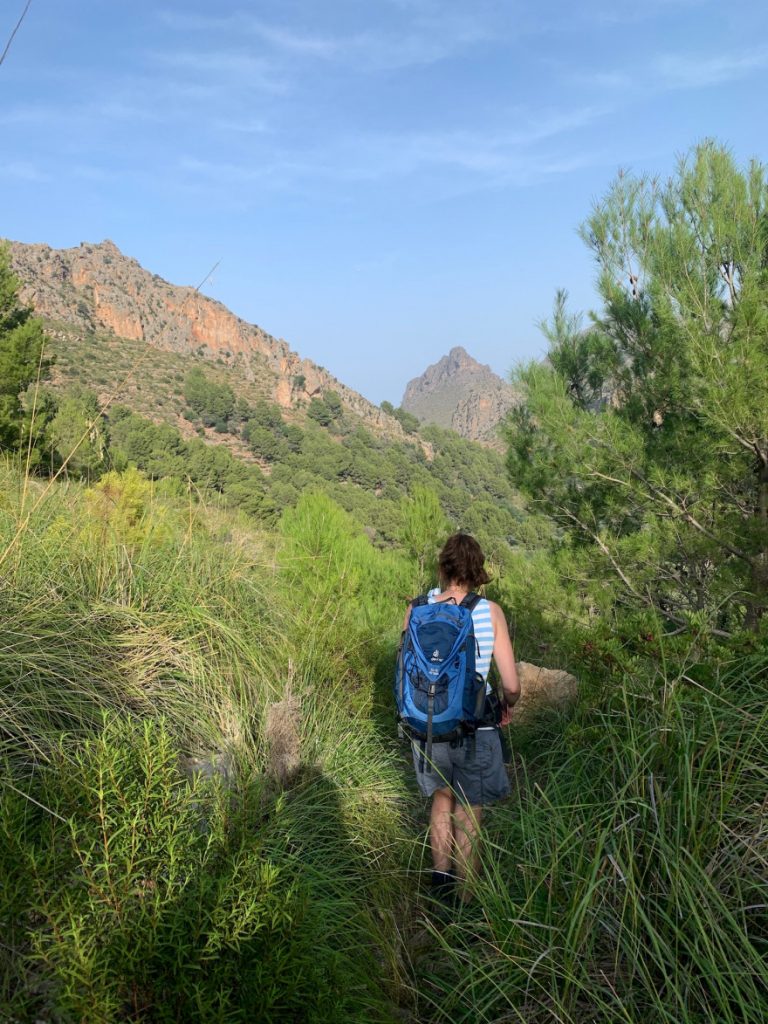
397;532;520;904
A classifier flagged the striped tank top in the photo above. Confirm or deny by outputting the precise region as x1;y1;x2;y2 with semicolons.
426;589;494;691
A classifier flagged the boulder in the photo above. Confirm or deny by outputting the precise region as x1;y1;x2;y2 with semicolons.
510;661;578;722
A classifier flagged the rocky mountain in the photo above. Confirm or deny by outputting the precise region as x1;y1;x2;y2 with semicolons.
8;238;405;440
401;346;517;444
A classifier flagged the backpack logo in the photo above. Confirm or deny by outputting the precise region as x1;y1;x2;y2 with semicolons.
431;649;441;661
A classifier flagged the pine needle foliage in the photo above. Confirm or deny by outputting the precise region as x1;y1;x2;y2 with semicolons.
0;465;413;1022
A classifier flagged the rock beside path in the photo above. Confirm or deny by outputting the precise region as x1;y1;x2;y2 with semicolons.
511;662;578;722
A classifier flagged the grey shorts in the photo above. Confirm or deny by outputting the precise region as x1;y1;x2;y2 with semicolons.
411;728;510;806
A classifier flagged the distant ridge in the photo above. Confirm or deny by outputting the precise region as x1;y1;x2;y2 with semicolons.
8;238;405;441
401;346;517;444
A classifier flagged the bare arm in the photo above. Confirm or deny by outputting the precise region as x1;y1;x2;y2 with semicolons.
490;601;520;706
401;605;412;634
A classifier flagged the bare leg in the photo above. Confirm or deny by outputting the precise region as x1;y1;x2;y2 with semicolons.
453;803;482;897
429;787;455;872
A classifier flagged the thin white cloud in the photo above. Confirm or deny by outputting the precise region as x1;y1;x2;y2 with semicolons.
155;6;494;72
245;20;343;58
572;45;768;97
336;105;609;180
654;47;768;88
0;161;48;182
214;117;270;135
148;49;290;94
0;94;176;132
176;102;610;200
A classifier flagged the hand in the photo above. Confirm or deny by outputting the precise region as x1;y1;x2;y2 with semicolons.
499;704;513;727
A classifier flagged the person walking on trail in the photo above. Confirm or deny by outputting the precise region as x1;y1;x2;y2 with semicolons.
399;532;520;905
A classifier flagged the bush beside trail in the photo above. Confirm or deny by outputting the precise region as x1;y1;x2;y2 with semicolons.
0;470;414;1022
414;659;768;1024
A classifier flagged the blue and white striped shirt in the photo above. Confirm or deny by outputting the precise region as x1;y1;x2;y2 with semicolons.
427;589;494;691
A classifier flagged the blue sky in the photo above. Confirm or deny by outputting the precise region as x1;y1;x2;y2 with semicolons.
3;1;768;404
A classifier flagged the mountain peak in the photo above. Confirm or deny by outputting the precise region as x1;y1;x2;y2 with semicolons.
401;347;518;445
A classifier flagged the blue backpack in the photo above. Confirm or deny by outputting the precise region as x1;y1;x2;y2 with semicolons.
395;593;486;771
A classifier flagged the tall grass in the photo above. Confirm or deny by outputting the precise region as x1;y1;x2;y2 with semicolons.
0;467;416;1021
413;657;768;1024
2;462;766;1023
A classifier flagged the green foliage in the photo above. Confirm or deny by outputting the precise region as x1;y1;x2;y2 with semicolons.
506;141;768;639
0;243;53;456
298;425;352;481
415;656;768;1024
245;399;285;433
183;366;236;427
2;719;400;1023
391;405;420;434
398;485;449;591
15;305;528;558
49;386;106;478
1;448;766;1022
4;143;768;1021
244;424;287;461
242;401;304;462
307;395;334;426
278;489;411;716
85;467;170;547
107;407;269;518
0;467;411;1021
324;389;342;418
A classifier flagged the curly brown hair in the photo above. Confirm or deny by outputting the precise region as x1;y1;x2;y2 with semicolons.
438;532;491;590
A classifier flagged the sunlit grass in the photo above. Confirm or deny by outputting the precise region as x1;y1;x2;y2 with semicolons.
0;466;415;1021
414;659;768;1024
1;461;765;1023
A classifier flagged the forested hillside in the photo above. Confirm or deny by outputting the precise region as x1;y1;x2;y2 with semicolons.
1;142;766;1024
3;238;528;564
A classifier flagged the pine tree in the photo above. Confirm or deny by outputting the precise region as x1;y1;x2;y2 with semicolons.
49;387;106;479
508;141;768;631
0;243;52;457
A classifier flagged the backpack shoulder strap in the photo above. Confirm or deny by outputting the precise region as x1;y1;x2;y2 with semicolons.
410;594;429;609
459;592;482;612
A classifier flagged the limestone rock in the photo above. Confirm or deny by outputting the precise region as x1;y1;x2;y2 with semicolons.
8;238;408;443
511;661;578;722
401;345;519;445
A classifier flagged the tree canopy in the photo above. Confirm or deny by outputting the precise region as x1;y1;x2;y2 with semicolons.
507;141;768;637
0;243;52;458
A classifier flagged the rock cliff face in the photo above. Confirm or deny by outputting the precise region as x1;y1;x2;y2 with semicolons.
401;346;517;444
8;239;404;439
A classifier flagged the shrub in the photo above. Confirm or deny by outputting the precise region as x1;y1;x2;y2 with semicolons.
2;718;398;1023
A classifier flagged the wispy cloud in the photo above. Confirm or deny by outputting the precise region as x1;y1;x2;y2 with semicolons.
572;45;768;96
582;0;710;28
214;117;270;135
654;47;768;88
175;102;610;202
148;49;290;94
155;6;495;72
0;94;180;134
0;161;48;182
